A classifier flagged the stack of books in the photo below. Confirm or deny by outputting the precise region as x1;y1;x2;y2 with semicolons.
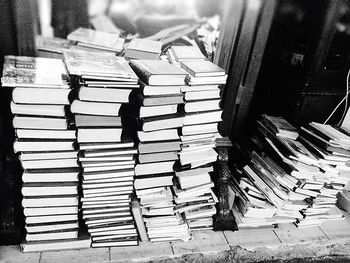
67;28;125;54
1;56;90;249
229;172;280;229
129;59;191;242
167;46;207;66
173;167;218;230
172;60;227;230
64;49;139;247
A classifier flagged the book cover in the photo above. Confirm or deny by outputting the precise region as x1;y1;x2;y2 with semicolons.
129;59;187;85
1;55;69;88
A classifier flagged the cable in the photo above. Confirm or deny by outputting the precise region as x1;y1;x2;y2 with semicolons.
338;67;350;125
323;67;350;125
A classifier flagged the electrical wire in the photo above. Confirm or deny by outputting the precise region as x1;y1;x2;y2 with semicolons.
323;67;350;125
338;67;350;125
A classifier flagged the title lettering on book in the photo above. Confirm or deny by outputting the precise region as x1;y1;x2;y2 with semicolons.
15;60;36;69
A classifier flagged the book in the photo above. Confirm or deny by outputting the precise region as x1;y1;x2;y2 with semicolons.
12;88;71;105
126;199;149;240
181;123;218;136
137;94;184;107
71;100;122;116
138;151;179;164
129;60;187;86
184;89;221;101
63;50;137;78
67;28;125;52
20;151;78;161
22;168;79;183
138;141;181;154
82;148;137;157
25;222;79;233
75;115;122;127
261;114;299;140
139;104;178;118
182;110;222;126
13;140;75;152
77;128;122;143
180;85;219;92
140;114;184;132
79;142;134;151
16;129;76;140
11;102;66;117
180;60;226;77
170;46;206;62
21;158;79;170
13;116;68;130
137;129;179;142
135;161;176;176
22;196;79;208
26;230;79;242
125;38;162;60
22;184;78;196
1;56;69;88
184;99;221;113
36;35;72;55
78;87;132;103
21;234;91;253
134;174;174;190
140;81;183;96
186;75;227;85
83;169;135;181
179;148;217;166
24;206;78;216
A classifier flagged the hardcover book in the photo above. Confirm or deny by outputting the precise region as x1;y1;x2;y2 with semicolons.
1;56;69;88
129;60;187;86
67;28;125;52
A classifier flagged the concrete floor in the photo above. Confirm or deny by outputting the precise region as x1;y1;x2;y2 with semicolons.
1;212;350;263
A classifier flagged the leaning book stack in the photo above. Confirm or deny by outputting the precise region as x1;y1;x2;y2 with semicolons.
235;115;350;229
64;50;139;247
1;56;91;252
174;60;227;231
129;59;191;242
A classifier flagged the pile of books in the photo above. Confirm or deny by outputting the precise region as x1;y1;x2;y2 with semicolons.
167;46;207;66
129;59;191;242
173;60;227;230
64;49;139;247
173;167;218;230
230;114;350;229
67;27;125;54
1;56;90;251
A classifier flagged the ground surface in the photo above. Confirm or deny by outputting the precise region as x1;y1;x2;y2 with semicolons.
1;212;350;263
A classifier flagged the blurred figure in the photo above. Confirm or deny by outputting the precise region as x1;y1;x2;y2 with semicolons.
51;0;89;38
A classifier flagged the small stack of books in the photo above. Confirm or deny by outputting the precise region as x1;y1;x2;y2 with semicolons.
173;167;218;230
167;46;207;66
172;60;227;231
67;27;125;54
230;172;280;229
1;56;89;249
129;59;191;242
124;38;162;60
64;49;139;247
